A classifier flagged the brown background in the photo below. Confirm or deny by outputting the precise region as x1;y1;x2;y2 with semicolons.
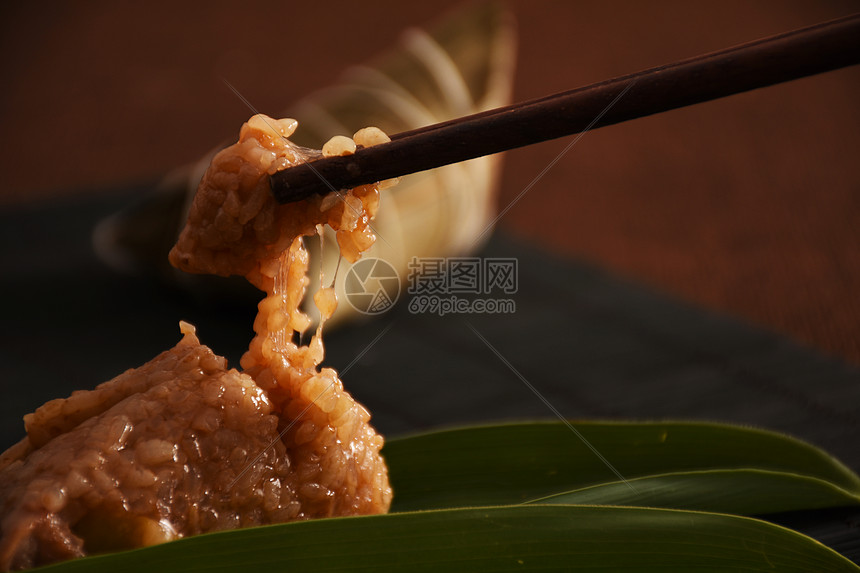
1;0;859;364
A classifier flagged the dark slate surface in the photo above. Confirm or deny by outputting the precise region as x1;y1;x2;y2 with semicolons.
1;186;858;560
326;237;860;472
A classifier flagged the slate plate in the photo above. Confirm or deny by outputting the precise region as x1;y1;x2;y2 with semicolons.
2;184;858;462
1;185;858;560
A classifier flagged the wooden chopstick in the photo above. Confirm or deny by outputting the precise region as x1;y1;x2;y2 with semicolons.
270;13;860;204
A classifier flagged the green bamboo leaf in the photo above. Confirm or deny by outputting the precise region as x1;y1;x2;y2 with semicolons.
33;505;860;573
531;468;860;514
383;421;860;511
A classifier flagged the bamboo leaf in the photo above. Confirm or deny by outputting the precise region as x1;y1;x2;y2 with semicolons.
383;421;860;511
34;505;860;573
26;422;860;571
531;468;860;515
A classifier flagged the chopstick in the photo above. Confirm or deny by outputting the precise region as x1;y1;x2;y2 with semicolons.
270;13;860;204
